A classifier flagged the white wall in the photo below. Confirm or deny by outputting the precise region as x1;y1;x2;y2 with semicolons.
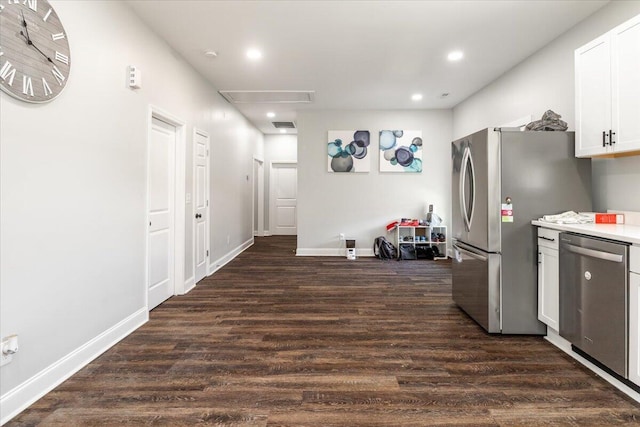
263;134;298;232
453;1;640;212
0;0;262;420
296;110;452;255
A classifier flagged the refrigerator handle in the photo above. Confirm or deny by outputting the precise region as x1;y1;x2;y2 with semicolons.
453;242;488;262
459;146;476;232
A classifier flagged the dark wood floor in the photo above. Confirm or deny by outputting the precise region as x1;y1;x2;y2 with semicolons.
8;236;640;426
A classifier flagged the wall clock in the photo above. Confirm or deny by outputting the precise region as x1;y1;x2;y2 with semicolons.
0;0;71;103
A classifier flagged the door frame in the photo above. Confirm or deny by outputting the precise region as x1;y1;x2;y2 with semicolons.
253;156;265;237
192;128;210;286
145;105;186;311
269;161;297;235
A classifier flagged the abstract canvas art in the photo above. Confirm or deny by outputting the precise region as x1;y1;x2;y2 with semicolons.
379;130;423;173
327;130;371;173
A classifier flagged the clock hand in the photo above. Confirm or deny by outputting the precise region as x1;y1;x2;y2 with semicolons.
28;40;54;63
19;10;31;43
18;10;52;63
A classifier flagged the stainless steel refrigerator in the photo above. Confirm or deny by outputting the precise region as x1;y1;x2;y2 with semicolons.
451;128;592;334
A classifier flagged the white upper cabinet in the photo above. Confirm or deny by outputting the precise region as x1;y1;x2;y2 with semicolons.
575;14;640;158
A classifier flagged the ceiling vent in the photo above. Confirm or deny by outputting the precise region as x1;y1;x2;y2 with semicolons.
218;90;315;104
272;121;296;129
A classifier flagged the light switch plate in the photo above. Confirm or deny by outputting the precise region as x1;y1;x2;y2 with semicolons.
0;336;15;367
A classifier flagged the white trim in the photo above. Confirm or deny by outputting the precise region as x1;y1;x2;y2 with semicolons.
253;156;265;237
545;328;640;403
192;128;211;285
146;105;187;308
208;238;254;275
184;276;196;294
296;248;375;257
0;308;148;425
264;230;272;237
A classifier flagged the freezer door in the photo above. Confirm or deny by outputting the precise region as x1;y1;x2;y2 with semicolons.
451;129;501;252
452;240;501;333
499;130;590;334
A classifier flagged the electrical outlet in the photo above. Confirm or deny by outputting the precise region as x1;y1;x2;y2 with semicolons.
0;349;11;367
1;334;18;367
339;233;345;241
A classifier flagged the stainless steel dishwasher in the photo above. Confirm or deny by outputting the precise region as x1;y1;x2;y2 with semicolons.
559;232;629;378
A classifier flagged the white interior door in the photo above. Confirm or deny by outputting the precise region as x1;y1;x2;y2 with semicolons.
253;158;264;237
194;130;209;284
270;162;297;235
148;117;176;310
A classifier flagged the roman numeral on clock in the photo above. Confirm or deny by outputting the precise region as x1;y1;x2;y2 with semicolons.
42;77;52;96
25;0;37;12
52;32;65;41
22;75;33;96
55;51;69;65
51;65;65;85
0;61;17;86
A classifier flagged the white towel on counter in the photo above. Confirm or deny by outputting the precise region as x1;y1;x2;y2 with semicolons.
539;211;594;224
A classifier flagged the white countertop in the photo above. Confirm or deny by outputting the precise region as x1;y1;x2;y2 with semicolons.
532;220;640;245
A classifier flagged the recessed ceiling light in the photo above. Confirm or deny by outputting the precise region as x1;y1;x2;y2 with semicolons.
411;93;423;101
279;129;287;134
447;51;464;61
247;49;262;60
266;112;276;118
204;50;218;58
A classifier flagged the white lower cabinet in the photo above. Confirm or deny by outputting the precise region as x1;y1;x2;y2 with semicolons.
537;228;560;331
629;246;640;385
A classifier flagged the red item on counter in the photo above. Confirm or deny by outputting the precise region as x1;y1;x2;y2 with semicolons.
595;213;625;224
582;212;625;224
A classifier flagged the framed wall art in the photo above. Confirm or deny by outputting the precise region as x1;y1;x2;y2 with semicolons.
379;130;422;173
327;130;371;173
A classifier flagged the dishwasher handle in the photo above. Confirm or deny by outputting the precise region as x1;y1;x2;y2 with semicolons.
564;243;624;263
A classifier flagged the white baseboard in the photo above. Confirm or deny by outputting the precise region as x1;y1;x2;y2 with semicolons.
208;237;254;275
183;276;195;294
0;308;148;425
545;328;640;403
296;248;375;257
263;230;271;237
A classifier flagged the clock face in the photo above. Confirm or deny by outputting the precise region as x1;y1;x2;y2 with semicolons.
0;0;71;103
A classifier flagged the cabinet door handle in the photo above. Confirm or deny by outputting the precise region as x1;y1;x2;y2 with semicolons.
539;236;555;242
609;129;616;145
602;130;607;147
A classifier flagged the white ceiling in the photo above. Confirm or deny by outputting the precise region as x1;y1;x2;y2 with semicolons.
127;0;609;135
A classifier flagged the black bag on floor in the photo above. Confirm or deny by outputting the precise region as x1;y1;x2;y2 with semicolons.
416;245;434;260
373;236;397;260
399;244;416;260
